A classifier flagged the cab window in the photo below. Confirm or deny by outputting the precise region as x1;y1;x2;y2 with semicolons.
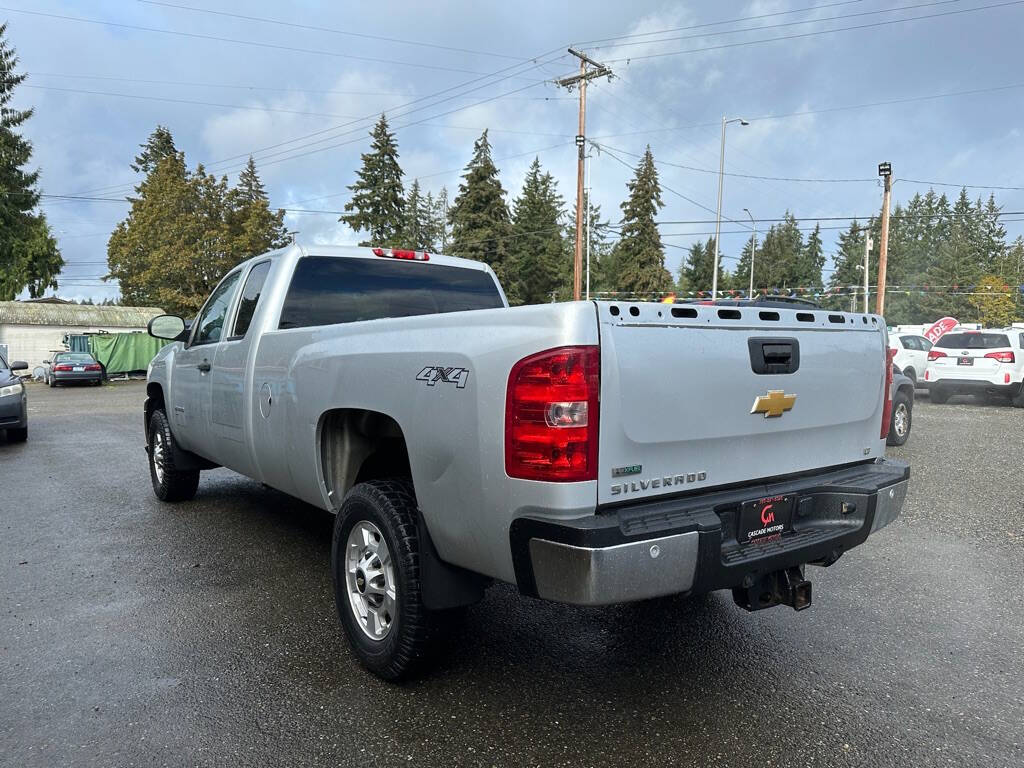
193;271;242;345
231;261;271;339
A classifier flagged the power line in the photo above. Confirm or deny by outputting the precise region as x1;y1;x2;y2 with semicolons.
0;5;530;76
136;0;526;61
574;0;867;46
591;81;1024;141
602;1;1024;63
68;49;569;197
590;0;966;52
25;71;579;101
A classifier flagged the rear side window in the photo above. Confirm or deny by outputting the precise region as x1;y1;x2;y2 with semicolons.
918;336;933;351
279;256;504;330
935;332;1011;349
899;335;918;350
231;261;271;338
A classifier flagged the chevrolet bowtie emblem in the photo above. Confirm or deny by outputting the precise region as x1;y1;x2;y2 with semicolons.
751;390;797;418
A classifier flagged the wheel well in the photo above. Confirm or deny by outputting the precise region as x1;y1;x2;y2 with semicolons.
144;382;165;438
319;409;411;510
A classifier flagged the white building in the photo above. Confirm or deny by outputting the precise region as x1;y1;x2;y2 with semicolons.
0;300;164;369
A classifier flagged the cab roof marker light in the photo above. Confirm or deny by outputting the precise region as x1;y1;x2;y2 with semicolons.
372;247;429;261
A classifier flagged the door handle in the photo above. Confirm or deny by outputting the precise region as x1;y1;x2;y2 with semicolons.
197;360;211;373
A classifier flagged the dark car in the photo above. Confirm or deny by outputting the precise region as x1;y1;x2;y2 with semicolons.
0;352;29;442
44;352;104;387
887;365;915;446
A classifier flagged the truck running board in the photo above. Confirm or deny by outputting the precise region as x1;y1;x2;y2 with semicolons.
732;566;812;612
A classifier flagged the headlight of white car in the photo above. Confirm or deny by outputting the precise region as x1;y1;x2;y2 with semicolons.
0;382;23;398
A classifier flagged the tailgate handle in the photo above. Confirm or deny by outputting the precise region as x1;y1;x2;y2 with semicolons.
749;338;800;375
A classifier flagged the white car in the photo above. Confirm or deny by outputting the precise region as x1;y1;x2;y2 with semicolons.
923;329;1024;406
888;334;932;386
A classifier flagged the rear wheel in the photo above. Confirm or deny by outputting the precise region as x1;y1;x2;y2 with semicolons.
147;409;200;502
7;426;27;442
887;392;911;446
1013;385;1024;409
929;387;949;404
48;375;55;388
331;479;433;681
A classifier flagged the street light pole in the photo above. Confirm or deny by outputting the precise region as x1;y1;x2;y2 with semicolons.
712;116;749;301
585;149;592;301
743;207;756;300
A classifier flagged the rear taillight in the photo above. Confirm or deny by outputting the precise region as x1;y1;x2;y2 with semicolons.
505;346;599;482
984;351;1015;363
927;349;946;361
880;347;895;439
85;363;102;371
53;364;73;371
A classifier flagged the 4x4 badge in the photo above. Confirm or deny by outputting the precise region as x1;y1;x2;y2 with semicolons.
751;390;797;418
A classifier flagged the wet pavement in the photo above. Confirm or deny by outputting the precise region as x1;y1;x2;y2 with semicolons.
2;381;1022;767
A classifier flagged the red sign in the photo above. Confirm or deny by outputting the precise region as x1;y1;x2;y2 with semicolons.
924;317;958;344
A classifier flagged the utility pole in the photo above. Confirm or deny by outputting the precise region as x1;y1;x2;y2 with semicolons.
876;162;892;315
558;48;612;301
863;233;873;313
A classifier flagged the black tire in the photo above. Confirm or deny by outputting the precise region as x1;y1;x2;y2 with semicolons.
147;409;200;502
48;375;55;388
929;387;949;404
887;392;912;446
331;479;432;681
1013;385;1024;409
7;426;27;443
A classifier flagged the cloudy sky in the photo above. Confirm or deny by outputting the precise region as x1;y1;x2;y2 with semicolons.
9;0;1024;301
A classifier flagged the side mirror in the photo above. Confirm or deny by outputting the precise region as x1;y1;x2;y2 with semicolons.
42;359;51;365
148;314;188;341
10;360;28;371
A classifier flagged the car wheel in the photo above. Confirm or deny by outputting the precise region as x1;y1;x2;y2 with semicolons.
929;387;948;404
332;479;433;681
7;426;27;442
48;376;55;388
1013;385;1024;409
887;392;911;446
147;409;200;502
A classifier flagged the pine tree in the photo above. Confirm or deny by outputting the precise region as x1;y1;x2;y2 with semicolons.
679;237;722;295
131;125;177;176
401;179;434;250
798;223;825;289
509;158;566;304
610;146;672;296
227;157;289;256
237;156;267;203
0;25;63;300
582;198;614;294
341;115;405;247
448;131;513;291
754;213;804;293
432;186;450;252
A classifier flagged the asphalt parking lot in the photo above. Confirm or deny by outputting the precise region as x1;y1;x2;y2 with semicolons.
2;381;1023;767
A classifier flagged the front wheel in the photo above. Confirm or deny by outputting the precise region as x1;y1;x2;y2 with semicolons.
147;409;200;502
331;479;432;681
887;392;912;446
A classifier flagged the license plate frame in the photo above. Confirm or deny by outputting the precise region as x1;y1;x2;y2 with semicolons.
72;366;85;372
738;494;794;545
957;357;973;366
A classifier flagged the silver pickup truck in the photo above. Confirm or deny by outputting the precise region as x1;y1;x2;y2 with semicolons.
145;244;909;679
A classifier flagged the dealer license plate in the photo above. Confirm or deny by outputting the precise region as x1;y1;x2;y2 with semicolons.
738;495;794;544
958;357;973;366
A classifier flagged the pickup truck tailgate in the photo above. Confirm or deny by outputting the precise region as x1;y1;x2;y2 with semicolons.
596;302;887;506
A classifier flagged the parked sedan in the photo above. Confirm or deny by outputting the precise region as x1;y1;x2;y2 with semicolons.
0;352;29;442
44;352;104;387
